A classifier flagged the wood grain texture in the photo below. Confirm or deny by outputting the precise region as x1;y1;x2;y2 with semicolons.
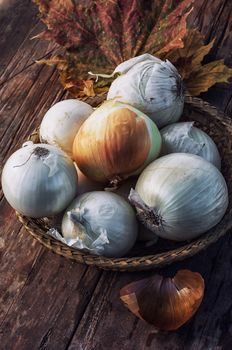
0;0;38;76
189;0;232;115
67;235;232;350
0;0;232;349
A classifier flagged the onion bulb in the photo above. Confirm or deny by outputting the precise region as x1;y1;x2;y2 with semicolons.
73;100;161;184
160;122;221;169
107;54;184;128
62;191;138;257
1;142;78;218
129;153;228;241
40;99;93;157
120;270;204;330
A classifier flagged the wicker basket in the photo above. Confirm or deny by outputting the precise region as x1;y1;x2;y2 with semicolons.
16;95;232;271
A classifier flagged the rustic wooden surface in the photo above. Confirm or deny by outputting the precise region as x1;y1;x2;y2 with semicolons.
0;1;232;349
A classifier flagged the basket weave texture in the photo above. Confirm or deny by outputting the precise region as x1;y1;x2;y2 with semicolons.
16;95;232;271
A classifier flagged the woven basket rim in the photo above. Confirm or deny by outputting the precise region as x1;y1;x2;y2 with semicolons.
16;95;232;271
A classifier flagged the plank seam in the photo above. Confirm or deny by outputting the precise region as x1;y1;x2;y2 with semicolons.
0;225;42;328
64;270;104;350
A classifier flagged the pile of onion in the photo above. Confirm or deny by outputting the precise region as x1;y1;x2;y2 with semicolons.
2;52;229;331
1;54;228;260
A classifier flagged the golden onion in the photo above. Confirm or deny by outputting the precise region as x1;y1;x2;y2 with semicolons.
73;101;161;184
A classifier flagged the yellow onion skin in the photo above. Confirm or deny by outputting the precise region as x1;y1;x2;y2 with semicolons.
73;101;161;183
120;270;204;331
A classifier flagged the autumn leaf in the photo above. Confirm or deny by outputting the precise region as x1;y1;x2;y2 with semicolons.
37;53;119;98
34;1;232;98
34;0;193;97
186;59;232;96
166;29;232;96
164;29;214;78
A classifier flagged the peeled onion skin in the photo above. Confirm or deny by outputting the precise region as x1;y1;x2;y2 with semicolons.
120;270;205;331
129;189;163;231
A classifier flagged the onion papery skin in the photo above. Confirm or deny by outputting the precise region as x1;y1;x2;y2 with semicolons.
120;269;205;330
131;153;228;241
2;143;78;218
40;99;93;158
73;101;161;183
160;122;221;169
107;54;184;128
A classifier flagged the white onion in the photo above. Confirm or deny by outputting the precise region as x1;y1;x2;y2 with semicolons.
107;54;184;128
160;122;221;169
62;191;138;257
1;142;78;218
129;153;228;241
40;99;93;157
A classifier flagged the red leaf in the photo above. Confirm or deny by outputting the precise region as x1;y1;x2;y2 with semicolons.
34;0;193;97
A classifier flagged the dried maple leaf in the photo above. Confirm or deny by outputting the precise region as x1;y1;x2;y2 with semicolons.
35;1;232;98
165;29;232;96
34;0;193;97
186;60;232;96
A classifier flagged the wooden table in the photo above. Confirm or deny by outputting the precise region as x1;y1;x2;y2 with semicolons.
1;1;232;349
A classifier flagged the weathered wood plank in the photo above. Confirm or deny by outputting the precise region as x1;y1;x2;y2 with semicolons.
0;41;72;336
0;66;58;159
0;20;59;87
0;6;103;350
0;0;232;350
0;32;60;146
0;0;38;77
0;0;60;155
68;235;232;350
0;201;43;324
0;246;101;350
0;173;102;349
0;68;64;328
